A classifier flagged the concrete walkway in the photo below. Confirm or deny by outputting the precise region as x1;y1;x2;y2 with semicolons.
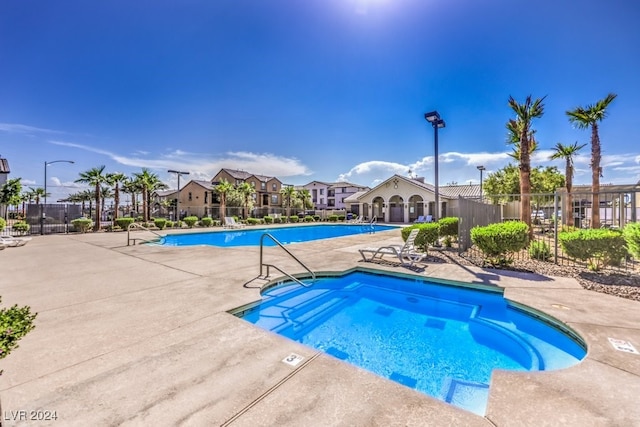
0;226;639;426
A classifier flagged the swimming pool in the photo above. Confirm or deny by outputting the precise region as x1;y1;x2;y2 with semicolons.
232;269;586;415
160;224;397;247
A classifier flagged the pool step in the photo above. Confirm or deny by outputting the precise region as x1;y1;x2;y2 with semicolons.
442;378;490;416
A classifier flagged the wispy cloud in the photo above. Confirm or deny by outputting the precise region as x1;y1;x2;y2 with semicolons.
0;123;65;135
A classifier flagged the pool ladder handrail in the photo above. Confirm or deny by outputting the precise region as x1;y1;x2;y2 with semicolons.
259;233;316;287
127;222;165;246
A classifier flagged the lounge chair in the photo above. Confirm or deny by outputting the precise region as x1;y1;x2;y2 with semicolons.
0;236;32;247
425;215;433;223
223;217;246;229
414;215;426;223
359;229;426;267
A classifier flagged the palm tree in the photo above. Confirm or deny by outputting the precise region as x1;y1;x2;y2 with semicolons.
236;182;255;220
132;169;167;222
550;142;587;227
122;177;140;216
107;172;127;221
214;179;234;223
507;95;545;232
297;188;312;210
0;178;23;220
566;93;617;229
75;165;109;231
280;185;297;221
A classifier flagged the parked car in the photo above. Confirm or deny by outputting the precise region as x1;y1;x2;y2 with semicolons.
531;210;545;220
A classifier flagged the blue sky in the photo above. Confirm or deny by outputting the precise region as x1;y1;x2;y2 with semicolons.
1;0;639;202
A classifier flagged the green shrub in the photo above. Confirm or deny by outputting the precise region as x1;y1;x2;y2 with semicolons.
247;218;260;225
289;216;299;223
623;222;640;259
328;215;338;222
200;217;213;227
0;296;37;375
71;218;93;233
166;220;174;228
0;217;5;231
135;216;144;222
529;240;551;261
337;214;346;221
12;221;30;234
183;216;198;228
401;223;440;251
154;218;167;230
559;228;628;271
116;217;135;230
304;215;314;222
313;215;321;222
443;235;452;248
471;221;529;267
263;215;274;224
438;217;458;238
273;216;283;224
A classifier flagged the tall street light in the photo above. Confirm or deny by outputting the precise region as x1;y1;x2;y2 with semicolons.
424;111;446;221
168;169;189;221
477;165;486;202
44;160;75;205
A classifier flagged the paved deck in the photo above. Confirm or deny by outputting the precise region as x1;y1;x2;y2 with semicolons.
1;226;639;426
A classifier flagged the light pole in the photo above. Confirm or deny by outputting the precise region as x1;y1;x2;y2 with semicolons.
477;165;486;202
44;160;75;205
42;159;74;235
168;169;189;221
424;111;445;221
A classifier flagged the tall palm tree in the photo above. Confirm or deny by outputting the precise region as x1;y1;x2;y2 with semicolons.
550;142;587;227
280;185;297;221
0;178;22;220
297;188;312;210
507;95;545;231
122;177;140;216
75;165;109;231
106;172;127;221
214;179;234;223
566;93;617;229
132;169;167;222
236;182;255;220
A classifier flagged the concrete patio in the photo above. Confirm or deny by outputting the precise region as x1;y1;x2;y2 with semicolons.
1;226;639;426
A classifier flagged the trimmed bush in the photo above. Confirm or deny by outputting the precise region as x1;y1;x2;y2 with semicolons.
401;223;440;251
289;216;299;223
623;222;640;259
71;218;93;233
559;228;628;271
529;240;551;261
328;215;339;222
438;217;458;238
247;218;260;225
200;217;213;227
273;216;283;224
11;221;30;234
135;216;144;222
337;214;346;221
0;217;5;231
263;215;274;224
471;221;529;267
0;295;37;375
166;220;174;228
313;215;321;222
183;216;198;228
116;217;135;229
304;215;314;222
154;218;167;230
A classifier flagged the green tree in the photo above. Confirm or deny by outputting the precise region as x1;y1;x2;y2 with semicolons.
280;185;297;221
566;93;617;229
75;166;109;231
214;179;234;222
297;188;313;210
122;177;140;216
0;178;23;220
132;169;167;222
550;142;586;227
106;172;127;221
236;182;255;219
484;164;564;204
507;95;545;232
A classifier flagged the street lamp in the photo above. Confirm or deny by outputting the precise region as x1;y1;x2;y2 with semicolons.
168;169;189;221
424;111;445;221
44;160;75;205
477;165;486;202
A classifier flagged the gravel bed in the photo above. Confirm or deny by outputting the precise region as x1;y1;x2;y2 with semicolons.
424;249;640;302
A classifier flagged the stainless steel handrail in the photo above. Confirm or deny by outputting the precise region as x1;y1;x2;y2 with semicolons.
259;233;315;287
127;223;165;246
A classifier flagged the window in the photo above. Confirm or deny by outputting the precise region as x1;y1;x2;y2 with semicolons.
341;187;347;193
328;199;335;207
204;192;208;203
251;181;256;188
188;192;192;201
272;183;277;191
271;194;278;204
328;189;335;197
320;198;324;204
319;188;324;195
261;182;266;190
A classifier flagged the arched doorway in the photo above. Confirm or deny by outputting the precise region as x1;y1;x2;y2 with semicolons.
389;195;404;223
408;195;424;222
371;197;385;221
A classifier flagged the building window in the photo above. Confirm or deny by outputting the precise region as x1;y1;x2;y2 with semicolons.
251;181;256;188
272;183;277;191
328;199;335;207
328;189;335;197
320;189;324;195
204;191;208;203
188;192;192;201
320;198;324;204
261;182;266;190
271;194;278;204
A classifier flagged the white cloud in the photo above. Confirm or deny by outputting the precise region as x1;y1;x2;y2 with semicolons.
0;123;64;135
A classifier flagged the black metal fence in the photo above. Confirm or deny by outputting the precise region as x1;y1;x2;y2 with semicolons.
21;204;82;235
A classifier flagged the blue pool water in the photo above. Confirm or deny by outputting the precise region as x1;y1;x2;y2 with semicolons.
234;270;586;415
160;224;396;247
